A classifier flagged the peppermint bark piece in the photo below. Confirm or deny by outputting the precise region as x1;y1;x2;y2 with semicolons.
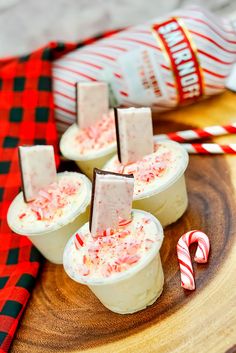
76;82;109;129
90;168;134;237
115;107;154;165
19;145;57;202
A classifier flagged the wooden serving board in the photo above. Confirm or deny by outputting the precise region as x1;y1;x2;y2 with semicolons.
10;91;236;353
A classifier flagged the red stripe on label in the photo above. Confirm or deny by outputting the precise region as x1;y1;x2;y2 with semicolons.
54;64;97;81
153;17;204;104
205;83;224;90
54;104;76;116
202;68;227;79
100;43;128;52
119;37;161;51
189;29;236;55
82;50;116;61
54;91;76;101
65;58;103;70
198;49;234;65
181;15;236;45
53;76;75;87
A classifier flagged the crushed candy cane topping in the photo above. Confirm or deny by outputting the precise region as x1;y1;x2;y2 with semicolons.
110;144;172;193
75;112;116;154
69;214;159;279
18;177;81;221
105;142;186;195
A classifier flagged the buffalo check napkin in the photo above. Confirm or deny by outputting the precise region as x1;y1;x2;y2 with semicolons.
0;30;119;353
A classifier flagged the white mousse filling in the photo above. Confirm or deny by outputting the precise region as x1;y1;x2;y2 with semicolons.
104;141;188;198
7;172;91;234
60;111;116;160
63;210;163;284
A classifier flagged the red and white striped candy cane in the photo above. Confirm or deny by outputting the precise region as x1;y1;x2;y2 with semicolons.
182;143;236;154
177;230;210;290
74;233;84;250
155;123;236;143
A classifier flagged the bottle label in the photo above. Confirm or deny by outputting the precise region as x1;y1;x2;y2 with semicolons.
152;17;204;104
116;48;168;105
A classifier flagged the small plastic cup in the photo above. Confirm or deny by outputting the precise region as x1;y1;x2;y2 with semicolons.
60;123;116;180
63;209;164;314
7;172;91;264
133;174;188;228
104;141;189;228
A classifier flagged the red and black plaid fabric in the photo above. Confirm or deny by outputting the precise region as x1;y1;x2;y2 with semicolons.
0;30;120;353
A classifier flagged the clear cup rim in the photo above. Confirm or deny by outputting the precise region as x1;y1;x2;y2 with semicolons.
63;209;164;286
7;172;92;236
60;123;117;161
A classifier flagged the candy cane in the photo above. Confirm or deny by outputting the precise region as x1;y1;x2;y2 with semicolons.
74;233;84;249
118;215;133;226
182;143;236;154
177;230;210;290
154;123;236;143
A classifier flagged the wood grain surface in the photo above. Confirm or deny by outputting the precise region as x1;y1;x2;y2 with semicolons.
10;91;236;353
